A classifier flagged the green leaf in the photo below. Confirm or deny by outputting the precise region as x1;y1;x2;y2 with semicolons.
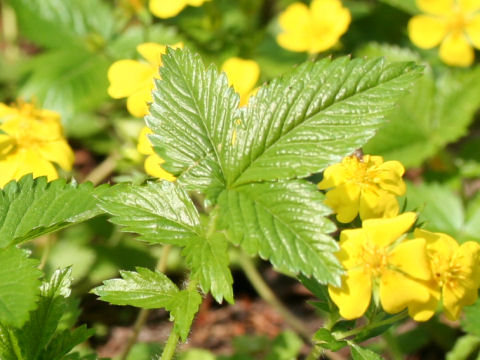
266;330;303;360
227;57;422;186
168;287;202;341
20;47;110;132
446;334;480;360
100;181;234;303
0;246;41;328
183;233;234;304
9;0;115;49
0;175;107;248
404;182;480;242
147;47;238;196
98;181;201;246
364;68;480;167
92;267;179;309
0;323;22;359
313;329;348;352
18;268;75;359
40;325;94;360
350;343;382;360
462;299;480;337
218;180;342;285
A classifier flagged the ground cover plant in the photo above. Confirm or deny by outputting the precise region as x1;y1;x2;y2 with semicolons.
1;0;480;359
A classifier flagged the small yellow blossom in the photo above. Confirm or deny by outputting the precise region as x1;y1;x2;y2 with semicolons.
137;127;175;181
318;155;406;223
149;0;210;19
276;0;351;54
0;101;74;187
221;57;260;107
108;42;183;117
407;229;480;321
328;213;433;320
408;0;480;67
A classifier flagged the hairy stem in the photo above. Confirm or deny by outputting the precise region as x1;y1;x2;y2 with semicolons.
237;250;311;341
337;311;407;340
160;327;180;360
119;245;172;360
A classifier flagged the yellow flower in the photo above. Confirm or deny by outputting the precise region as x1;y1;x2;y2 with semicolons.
137;127;175;181
408;0;480;67
221;57;260;107
276;0;351;53
408;229;480;321
108;42;183;117
149;0;210;19
318;155;406;223
328;213;433;320
0;101;74;187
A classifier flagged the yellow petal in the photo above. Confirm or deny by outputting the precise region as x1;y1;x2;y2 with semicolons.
466;14;480;49
407;286;440;321
376;160;406;195
221;58;260;104
38;140;75;171
137;43;167;67
324;183;361;223
328;268;372;320
439;32;475;67
415;228;458;260
388;238;431;281
149;0;186;18
126;86;154;118
408;15;448;49
144;154;176;181
0;154;19;188
362;212;417;248
380;269;431;314
337;228;368;269
459;0;480;12
107;60;155;99
309;0;351;53
359;189;399;220
442;283;477;320
318;163;348;189
0;103;17;118
416;0;454;15
455;242;480;286
137;126;154;155
277;3;312;52
13;150;58;182
187;0;209;6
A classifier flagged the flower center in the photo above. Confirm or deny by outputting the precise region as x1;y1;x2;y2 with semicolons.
361;243;388;277
430;253;464;288
448;9;468;33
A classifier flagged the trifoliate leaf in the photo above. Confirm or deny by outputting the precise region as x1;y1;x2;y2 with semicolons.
364;68;480;167
168;287;202;341
92;267;179;309
182;233;234;303
98;181;201;245
218;180;342;285
147;47;239;196
0;175;107;248
0;246;41;328
227;57;422;186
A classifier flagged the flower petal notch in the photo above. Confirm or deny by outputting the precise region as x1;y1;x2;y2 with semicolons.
318;154;406;223
0;101;74;188
408;0;480;66
276;0;351;54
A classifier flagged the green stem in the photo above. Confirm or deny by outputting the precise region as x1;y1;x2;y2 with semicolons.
120;245;172;360
237;250;311;342
83;152;119;185
159;327;180;360
336;311;407;340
